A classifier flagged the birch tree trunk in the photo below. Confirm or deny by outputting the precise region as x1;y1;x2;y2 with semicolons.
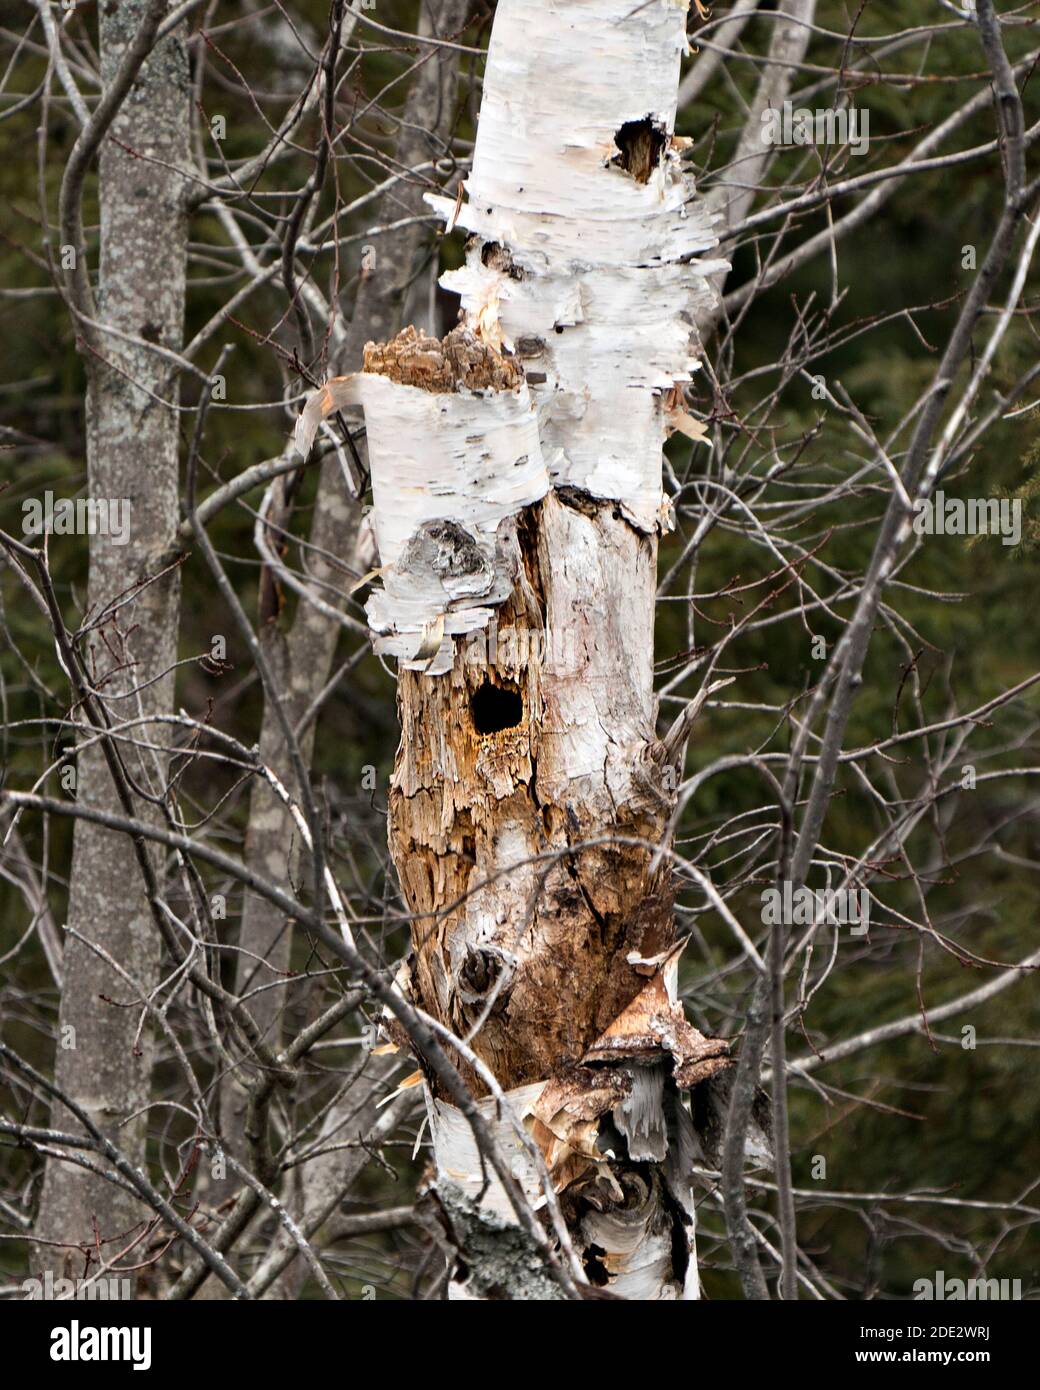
34;0;190;1281
297;0;733;1300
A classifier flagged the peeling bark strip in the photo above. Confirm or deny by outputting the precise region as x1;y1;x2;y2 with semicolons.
295;327;548;675
295;0;735;1299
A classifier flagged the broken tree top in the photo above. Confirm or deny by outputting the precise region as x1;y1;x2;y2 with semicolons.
291;0;727;674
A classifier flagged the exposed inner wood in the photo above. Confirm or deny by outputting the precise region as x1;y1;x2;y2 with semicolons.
390;491;675;1094
612;116;669;184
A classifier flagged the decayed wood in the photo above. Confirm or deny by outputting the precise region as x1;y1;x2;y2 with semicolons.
391;495;677;1090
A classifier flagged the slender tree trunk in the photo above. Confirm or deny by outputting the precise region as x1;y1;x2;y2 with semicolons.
298;0;731;1299
34;1;190;1283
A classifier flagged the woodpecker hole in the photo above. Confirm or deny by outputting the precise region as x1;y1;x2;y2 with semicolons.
471;680;523;735
462;948;497;995
612;117;668;185
583;1244;610;1286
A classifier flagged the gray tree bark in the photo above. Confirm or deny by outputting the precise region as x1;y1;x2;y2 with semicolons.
34;0;190;1284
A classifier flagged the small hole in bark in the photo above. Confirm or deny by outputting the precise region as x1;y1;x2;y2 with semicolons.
462;947;498;995
471;680;523;734
480;240;523;280
612;116;668;184
583;1244;610;1286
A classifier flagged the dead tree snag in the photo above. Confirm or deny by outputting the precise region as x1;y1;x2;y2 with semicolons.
294;0;746;1300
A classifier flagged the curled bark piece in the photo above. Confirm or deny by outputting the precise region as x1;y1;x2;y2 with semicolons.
583;968;731;1089
527;1067;632;1192
293;327;548;674
292;372;362;461
424;1066;704;1300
